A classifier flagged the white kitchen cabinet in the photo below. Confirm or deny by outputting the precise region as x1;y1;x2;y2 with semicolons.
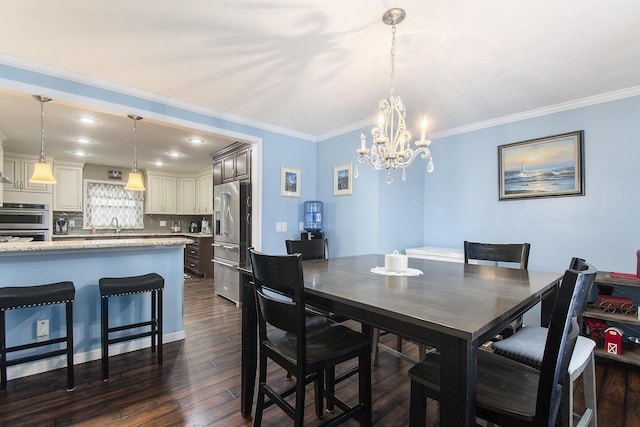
177;176;196;214
3;152;53;194
53;161;84;211
145;172;177;214
195;171;213;214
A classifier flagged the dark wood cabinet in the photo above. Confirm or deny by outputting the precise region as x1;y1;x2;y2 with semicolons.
234;148;250;181
212;142;251;185
213;160;222;186
222;148;250;182
184;236;213;278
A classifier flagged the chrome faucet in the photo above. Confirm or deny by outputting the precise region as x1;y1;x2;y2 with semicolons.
111;217;121;234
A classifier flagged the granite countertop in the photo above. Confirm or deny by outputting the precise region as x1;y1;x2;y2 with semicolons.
0;237;193;254
52;232;212;239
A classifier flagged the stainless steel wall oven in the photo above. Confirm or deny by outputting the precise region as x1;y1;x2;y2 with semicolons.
0;203;50;242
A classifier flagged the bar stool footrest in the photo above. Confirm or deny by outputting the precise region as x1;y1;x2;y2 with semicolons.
108;320;156;334
108;330;158;346
6;348;69;367
5;336;67;353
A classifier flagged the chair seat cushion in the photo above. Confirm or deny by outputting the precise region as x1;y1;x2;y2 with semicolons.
408;350;540;422
265;318;369;366
99;273;164;296
0;281;75;310
491;325;596;375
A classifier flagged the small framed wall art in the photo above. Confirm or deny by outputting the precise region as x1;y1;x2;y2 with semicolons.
333;162;353;196
498;130;584;201
280;166;301;197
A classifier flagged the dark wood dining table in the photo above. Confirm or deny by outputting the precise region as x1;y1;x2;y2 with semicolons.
239;254;562;426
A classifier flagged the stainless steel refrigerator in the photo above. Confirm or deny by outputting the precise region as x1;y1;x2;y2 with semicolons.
212;181;251;306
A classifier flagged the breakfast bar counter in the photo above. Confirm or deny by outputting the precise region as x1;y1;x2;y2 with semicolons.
0;237;190;381
0;237;193;254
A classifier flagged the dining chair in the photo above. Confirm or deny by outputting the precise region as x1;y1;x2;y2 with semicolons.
284;237;359;409
465;240;531;337
407;257;597;427
249;248;372;427
464;240;531;268
285;238;328;260
492;325;597;427
491;256;598;427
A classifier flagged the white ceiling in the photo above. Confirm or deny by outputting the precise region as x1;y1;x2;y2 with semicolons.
1;1;640;173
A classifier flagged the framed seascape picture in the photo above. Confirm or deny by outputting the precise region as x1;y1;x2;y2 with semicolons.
280;166;301;197
333;163;353;196
498;130;585;201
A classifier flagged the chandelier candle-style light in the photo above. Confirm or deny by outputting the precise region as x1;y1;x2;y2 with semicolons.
355;8;434;183
124;114;145;191
29;95;57;184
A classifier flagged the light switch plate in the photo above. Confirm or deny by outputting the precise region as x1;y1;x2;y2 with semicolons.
36;319;49;337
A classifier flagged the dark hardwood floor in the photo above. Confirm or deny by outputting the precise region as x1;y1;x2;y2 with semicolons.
1;277;639;426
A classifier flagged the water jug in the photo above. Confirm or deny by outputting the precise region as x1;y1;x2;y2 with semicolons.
303;201;323;232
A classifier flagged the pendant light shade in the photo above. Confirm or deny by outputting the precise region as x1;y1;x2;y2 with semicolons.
29;95;57;184
125;114;145;191
125;171;145;191
30;161;57;184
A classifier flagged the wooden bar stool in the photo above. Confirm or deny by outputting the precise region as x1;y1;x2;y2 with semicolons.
99;273;164;381
0;281;75;391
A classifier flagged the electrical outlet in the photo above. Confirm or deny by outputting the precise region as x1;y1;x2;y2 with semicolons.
69;219;75;227
37;319;49;337
281;222;287;232
160;220;166;227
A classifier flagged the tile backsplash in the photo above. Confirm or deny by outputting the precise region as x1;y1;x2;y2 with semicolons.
53;211;212;235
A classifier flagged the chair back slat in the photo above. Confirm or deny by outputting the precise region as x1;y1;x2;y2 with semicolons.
255;288;300;333
464;241;531;269
536;257;596;425
285;239;328;260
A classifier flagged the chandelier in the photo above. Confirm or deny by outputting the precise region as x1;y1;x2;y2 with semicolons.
355;8;434;183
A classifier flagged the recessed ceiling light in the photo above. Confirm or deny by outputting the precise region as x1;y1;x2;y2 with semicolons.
74;137;92;144
72;151;88;156
77;116;100;125
154;161;164;166
188;137;205;144
167;152;182;158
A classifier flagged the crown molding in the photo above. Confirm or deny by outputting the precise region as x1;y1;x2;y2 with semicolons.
3;53;639;145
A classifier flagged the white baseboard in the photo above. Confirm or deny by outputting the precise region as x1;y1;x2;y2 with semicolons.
5;330;185;381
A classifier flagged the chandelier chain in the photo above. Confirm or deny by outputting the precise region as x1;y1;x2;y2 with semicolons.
390;23;396;98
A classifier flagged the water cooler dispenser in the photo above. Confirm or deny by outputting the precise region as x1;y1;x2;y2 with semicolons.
302;201;323;240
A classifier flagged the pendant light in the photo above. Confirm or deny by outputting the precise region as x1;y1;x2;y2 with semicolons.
29;95;57;184
124;114;145;191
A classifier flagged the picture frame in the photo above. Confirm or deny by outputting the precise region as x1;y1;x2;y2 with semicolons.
498;130;584;201
280;166;301;197
333;162;353;196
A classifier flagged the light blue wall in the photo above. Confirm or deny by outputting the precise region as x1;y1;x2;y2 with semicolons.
259;134;317;253
316;131;426;257
422;96;640;273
